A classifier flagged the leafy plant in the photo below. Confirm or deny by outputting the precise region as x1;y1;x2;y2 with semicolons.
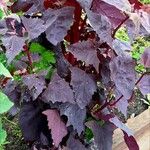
0;60;14;149
0;91;13;149
0;0;150;150
141;94;150;106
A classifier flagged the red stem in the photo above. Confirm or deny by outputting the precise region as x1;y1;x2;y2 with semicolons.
112;16;129;38
99;72;149;111
23;44;33;69
80;15;87;33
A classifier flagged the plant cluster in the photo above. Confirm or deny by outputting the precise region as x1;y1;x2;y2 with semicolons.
0;0;150;150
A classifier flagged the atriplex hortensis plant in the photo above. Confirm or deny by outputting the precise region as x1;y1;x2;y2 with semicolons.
0;0;150;149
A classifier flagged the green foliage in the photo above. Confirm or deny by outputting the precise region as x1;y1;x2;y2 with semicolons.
141;94;150;107
30;42;56;74
0;71;13;147
0;92;13;114
132;37;150;60
115;27;150;73
140;0;150;4
115;27;129;42
85;127;94;143
0;119;7;150
0;62;13;78
0;9;4;19
0;92;13;149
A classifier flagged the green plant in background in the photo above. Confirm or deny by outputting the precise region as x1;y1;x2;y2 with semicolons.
0;9;4;19
115;26;150;73
115;27;130;42
0;119;7;150
0;92;13;150
0;63;13;79
0;62;14;149
29;42;56;79
140;0;150;4
30;42;56;72
141;94;150;107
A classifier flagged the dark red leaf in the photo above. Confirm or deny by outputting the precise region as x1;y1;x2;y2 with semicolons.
60;103;86;135
68;40;100;72
22;74;46;100
115;89;129;118
109;117;133;136
91;0;126;28
86;9;113;45
2;35;25;63
43;109;68;147
65;134;87;150
86;120;114;150
21;17;47;40
141;47;150;68
70;67;97;109
110;55;136;99
42;72;75;104
43;7;74;45
123;131;139;150
138;74;150;96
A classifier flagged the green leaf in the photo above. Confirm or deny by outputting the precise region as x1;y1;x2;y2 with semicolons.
85;127;94;142
0;119;7;145
0;92;13;114
30;43;46;54
42;51;56;64
0;63;13;78
0;9;4;19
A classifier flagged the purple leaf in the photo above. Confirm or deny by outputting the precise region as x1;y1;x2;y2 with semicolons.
123;131;139;150
26;0;45;14
3;80;21;106
76;0;92;9
43;109;68;147
141;47;150;68
60;103;86;135
0;20;7;35
101;0;132;12
86;9;113;45
2;35;25;63
112;39;131;56
70;67;97;109
91;0;126;28
42;72;75;104
68;40;100;72
110;55;136;99
85;120;114;150
109;117;133;136
22;74;46;100
138;74;150;96
53;43;70;78
65;134;87;150
115;89;129;118
21;17;47;40
44;7;74;45
101;59;112;87
140;10;150;34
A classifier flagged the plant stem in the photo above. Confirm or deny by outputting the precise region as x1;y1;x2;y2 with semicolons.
112;16;129;38
2;117;17;126
23;44;33;69
100;72;149;110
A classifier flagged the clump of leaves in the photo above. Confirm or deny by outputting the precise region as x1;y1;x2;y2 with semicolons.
0;0;150;150
0;91;14;149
